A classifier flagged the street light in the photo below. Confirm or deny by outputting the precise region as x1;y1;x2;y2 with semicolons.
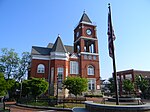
56;75;59;105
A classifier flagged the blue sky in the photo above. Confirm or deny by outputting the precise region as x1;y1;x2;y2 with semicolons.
0;0;150;79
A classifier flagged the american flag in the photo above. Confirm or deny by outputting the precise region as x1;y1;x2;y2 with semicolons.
107;5;116;58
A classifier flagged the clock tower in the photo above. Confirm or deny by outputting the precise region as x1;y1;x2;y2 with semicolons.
74;12;100;92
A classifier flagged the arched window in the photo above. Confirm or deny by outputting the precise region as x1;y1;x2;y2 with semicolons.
88;65;94;75
77;45;80;52
37;64;45;73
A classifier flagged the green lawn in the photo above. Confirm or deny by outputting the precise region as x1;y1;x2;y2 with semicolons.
25;101;85;109
55;103;85;108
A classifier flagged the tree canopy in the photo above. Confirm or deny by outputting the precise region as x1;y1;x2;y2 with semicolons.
0;48;30;81
0;73;7;96
6;79;20;99
107;77;115;93
135;75;149;98
22;78;48;99
63;77;88;96
123;79;134;95
14;52;31;81
0;48;19;79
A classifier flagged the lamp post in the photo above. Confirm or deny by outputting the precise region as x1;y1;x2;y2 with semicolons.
56;75;59;105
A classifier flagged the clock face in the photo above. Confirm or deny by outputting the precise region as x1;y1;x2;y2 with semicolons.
86;29;92;35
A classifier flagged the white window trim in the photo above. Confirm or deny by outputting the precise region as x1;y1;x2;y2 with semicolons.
57;68;64;82
87;65;94;75
37;64;45;73
70;61;79;74
88;78;96;90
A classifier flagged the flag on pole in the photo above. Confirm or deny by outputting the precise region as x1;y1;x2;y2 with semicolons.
107;4;116;58
107;4;119;105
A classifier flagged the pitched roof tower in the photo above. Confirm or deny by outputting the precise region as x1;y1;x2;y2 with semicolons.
79;11;92;23
51;35;67;53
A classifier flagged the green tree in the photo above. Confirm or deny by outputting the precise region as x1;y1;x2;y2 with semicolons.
6;79;20;99
107;77;115;93
14;52;31;81
123;79;134;95
0;48;19;79
22;80;31;97
0;64;5;73
27;78;48;100
6;79;16;91
135;75;149;98
63;77;88;97
0;73;7;96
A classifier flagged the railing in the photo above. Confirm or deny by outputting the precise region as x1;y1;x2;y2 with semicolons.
17;97;86;107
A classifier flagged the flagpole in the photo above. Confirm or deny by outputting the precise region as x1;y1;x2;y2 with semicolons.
108;3;119;105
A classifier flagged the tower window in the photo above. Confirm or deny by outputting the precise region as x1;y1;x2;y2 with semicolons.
84;46;86;52
84;55;88;59
88;65;94;75
77;45;80;52
88;55;92;60
93;56;96;60
37;64;45;73
70;61;79;74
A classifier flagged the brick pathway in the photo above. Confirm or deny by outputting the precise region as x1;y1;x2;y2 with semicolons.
9;105;57;112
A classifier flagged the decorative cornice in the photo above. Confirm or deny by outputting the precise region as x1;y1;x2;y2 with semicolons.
80;21;96;26
74;36;97;43
70;53;78;59
74;22;96;30
80;52;99;56
32;55;50;60
32;52;69;61
50;52;69;61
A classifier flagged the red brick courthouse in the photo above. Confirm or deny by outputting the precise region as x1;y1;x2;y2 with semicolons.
29;12;101;97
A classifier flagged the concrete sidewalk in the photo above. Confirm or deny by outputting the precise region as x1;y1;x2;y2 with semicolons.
72;107;89;112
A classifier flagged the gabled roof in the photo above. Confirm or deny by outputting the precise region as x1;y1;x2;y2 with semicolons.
47;43;73;54
47;43;53;48
70;53;78;59
31;36;74;55
51;36;67;53
65;45;74;54
79;11;92;23
31;46;51;55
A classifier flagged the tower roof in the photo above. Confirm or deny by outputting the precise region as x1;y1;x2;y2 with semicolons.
51;35;67;53
79;11;92;23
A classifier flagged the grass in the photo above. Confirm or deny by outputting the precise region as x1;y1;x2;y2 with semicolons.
55;103;85;108
23;101;85;109
27;101;49;106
